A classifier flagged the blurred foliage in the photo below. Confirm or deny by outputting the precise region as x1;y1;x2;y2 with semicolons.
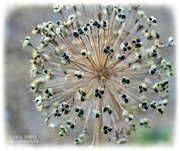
136;126;173;145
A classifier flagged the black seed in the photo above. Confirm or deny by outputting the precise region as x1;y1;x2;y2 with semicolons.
127;46;131;50
103;107;108;112
137;39;141;42
65;55;69;60
148;35;153;39
81;92;86;96
95;114;100;118
97;23;101;28
79;29;84;35
104;48;108;53
95;93;99;97
81;52;86;56
139;86;142;89
95;89;99;93
61;108;65;112
132;40;136;43
122;14;126;19
123;47;127;51
122;94;126;98
151;70;155;74
125;42;128;46
106;46;110;49
70;125;75;129
140;122;143;125
156;33;160;38
154;89;158;93
75;108;79;112
67;121;71;125
126;79;130;84
62;53;66;57
110;49;114;52
143;87;147;92
118;14;122;18
100;91;104;95
124;99;128;103
152;52;157;57
57;21;60;25
81;97;85;101
93;21;98;26
104;130;108;134
121;55;125;60
44;70;48;74
142;102;147;106
128;117;132;121
103;24;107;28
144;121;148;124
79;109;84;115
103;126;107;130
57;113;61;117
122;78;126;83
139;89;143;93
153;20;157;23
73;32;79;38
144;106;148;110
45;89;49;94
164;103;167;106
48;34;52;38
65;104;69;108
84;27;88;31
138;55;142;59
135;43;141;47
33;61;37;65
64;109;69;114
151;105;156;109
77;74;82;79
78;112;83;117
164;81;169;85
31;86;36;90
108;128;112;132
108;110;112;114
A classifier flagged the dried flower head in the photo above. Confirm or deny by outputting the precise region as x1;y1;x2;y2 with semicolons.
23;4;174;146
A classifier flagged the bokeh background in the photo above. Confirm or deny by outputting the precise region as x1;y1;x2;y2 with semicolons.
5;4;176;145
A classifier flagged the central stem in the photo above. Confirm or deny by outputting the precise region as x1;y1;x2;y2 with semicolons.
95;99;102;146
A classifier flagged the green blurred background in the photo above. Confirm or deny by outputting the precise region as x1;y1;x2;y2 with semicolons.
5;5;176;145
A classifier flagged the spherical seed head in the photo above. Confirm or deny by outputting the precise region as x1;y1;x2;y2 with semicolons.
25;4;174;145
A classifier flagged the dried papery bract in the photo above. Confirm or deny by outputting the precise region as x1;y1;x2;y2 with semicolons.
23;4;174;146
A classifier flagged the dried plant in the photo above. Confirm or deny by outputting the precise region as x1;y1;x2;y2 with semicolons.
23;4;174;145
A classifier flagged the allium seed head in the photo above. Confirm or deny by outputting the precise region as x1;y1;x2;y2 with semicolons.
24;4;174;146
